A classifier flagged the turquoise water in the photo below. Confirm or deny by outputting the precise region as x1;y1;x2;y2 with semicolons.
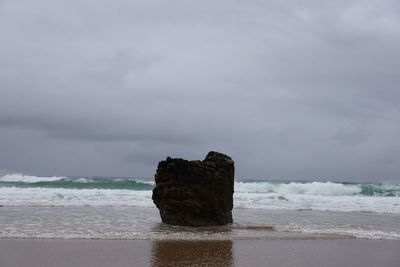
1;175;399;197
0;178;154;190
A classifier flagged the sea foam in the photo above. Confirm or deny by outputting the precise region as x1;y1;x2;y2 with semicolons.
0;173;66;183
0;174;399;214
235;181;361;195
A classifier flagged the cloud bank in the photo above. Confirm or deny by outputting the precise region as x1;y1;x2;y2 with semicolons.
1;0;399;181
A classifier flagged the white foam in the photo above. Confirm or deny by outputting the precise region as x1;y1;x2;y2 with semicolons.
1;186;399;214
74;178;93;183
134;179;155;185
0;187;154;207
0;173;66;183
1;178;399;214
235;181;361;195
276;224;400;240
234;192;400;213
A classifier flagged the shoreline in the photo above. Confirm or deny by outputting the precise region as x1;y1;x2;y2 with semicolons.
1;238;399;267
0;233;357;241
2;206;399;240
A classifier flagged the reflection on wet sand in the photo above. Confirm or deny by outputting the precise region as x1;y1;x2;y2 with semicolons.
150;240;233;266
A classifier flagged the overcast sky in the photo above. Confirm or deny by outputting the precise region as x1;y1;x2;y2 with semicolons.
1;0;399;182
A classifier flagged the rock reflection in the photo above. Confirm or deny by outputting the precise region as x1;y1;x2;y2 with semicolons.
151;240;233;267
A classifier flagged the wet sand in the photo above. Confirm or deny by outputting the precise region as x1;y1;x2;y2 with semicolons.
0;238;399;267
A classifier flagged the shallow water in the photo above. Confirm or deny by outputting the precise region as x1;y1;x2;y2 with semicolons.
1;206;399;240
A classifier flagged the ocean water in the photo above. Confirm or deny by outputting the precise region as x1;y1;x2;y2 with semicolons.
1;174;399;240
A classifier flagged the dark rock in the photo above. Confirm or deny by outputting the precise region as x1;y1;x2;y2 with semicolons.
152;151;234;226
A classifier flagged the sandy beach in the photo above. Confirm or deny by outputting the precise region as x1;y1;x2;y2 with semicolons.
1;238;399;267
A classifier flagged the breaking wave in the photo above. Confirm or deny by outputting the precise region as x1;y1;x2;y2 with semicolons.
1;174;399;213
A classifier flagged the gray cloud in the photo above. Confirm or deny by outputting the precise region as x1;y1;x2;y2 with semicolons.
1;0;400;181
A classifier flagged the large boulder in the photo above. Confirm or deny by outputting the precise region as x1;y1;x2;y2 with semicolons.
152;151;234;226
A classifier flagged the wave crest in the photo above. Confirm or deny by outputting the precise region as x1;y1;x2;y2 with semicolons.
0;174;66;183
235;181;361;196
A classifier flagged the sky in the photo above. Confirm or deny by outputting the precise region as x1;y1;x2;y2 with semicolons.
1;0;399;182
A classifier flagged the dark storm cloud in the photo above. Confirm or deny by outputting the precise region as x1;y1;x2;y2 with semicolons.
1;0;400;181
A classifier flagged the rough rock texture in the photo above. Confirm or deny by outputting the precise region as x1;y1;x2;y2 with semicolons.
152;151;234;226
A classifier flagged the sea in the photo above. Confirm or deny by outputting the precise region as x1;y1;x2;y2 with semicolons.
1;174;399;240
